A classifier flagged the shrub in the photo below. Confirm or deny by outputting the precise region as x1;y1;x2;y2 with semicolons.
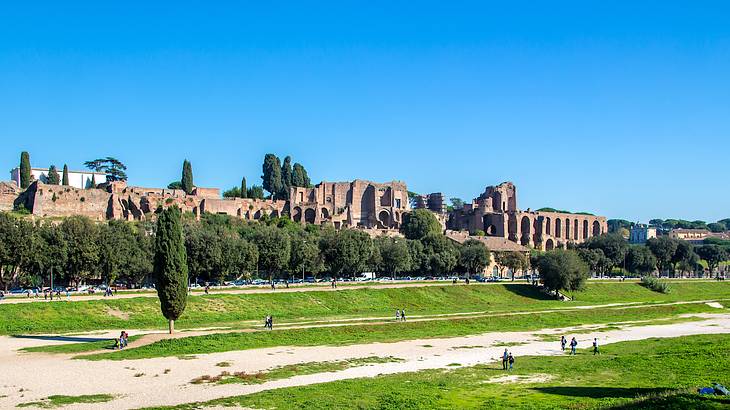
640;275;671;294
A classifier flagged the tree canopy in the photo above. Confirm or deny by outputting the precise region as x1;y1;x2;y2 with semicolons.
537;249;589;297
153;206;188;334
401;209;442;240
84;157;127;182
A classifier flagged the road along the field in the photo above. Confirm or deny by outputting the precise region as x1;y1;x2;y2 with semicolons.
2;309;729;409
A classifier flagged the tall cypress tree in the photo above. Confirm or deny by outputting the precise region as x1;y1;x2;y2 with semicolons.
62;164;70;186
19;151;31;189
153;206;188;334
280;156;293;200
261;154;282;199
240;177;248;198
90;174;96;189
181;160;194;194
47;165;60;185
292;163;308;187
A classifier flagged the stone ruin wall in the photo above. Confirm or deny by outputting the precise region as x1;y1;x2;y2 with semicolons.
0;182;21;212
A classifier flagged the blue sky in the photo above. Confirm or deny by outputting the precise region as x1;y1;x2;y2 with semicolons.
1;2;729;222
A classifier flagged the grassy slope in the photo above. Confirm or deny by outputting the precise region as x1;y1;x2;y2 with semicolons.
81;302;718;360
2;282;729;335
146;334;730;410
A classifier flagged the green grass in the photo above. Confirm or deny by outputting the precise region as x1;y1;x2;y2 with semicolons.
2;282;729;335
80;301;720;360
17;394;114;408
142;334;730;410
192;356;404;386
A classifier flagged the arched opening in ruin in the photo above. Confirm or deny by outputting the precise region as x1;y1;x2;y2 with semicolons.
271;210;280;218
508;214;518;242
574;218;579;240
545;217;551;235
592;220;601;237
292;207;302;222
253;210;262;220
304;208;316;224
555;219;562;238
520;216;531;246
486;224;497;236
545;239;555;251
378;210;390;228
321;208;329;219
583;220;589;239
565;218;571;240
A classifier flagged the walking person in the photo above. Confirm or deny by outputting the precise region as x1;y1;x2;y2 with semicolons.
401;309;406;322
502;349;509;370
593;338;600;355
395;309;401;321
508;353;515;371
561;335;567;351
570;337;578;355
268;315;273;330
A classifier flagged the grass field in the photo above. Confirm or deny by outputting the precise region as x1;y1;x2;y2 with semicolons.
2;282;729;335
143;334;730;410
80;301;721;360
17;394;115;408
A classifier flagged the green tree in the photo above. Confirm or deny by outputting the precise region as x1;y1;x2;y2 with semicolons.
240;177;248;198
582;233;628;276
90;174;96;189
84;157;127;181
47;165;60;185
252;225;291;282
401;209;442;240
458;239;490;279
292;163;310;187
626;246;657;275
153;206;188;334
19;151;31;189
376;237;411;279
247;185;265;200
320;229;373;279
577;248;607;276
0;213;35;290
167;181;183;190
495;251;528;281
708;222;726;233
696;245;728;277
421;233;458;275
59;216;100;286
646;237;679;275
670;240;694;276
222;186;241;198
449;198;465;210
181;160;194;194
261;154;283;199
289;234;324;280
537;249;589;298
280;156;293;200
62;164;69;186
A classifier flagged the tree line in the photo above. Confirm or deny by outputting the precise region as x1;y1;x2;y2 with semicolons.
608;218;730;234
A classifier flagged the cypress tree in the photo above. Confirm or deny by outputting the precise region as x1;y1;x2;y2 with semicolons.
90;174;96;189
280;156;293;200
181;160;194;194
62;164;70;186
292;163;311;187
240;177;247;198
47;165;60;185
261;154;282;199
19;151;31;189
153;206;188;334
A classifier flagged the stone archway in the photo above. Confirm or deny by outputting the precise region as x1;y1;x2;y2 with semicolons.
378;210;390;228
520;216;531;246
545;238;555;251
486;224;497;236
545;217;552;236
565;218;571;240
321;208;330;220
583;220;589;239
253;210;262;220
304;208;316;224
292;207;302;222
592;220;601;237
508;214;518;242
574;218;579;240
555;218;562;238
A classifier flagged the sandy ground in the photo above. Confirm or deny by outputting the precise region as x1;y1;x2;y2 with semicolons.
1;311;729;410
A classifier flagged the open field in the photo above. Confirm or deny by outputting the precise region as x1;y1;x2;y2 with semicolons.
147;334;730;410
2;281;729;335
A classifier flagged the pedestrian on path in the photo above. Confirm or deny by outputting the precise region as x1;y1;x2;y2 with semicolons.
561;335;567;351
593;338;600;355
570;337;577;355
502;349;509;370
395;310;400;321
401;309;406;322
508;353;515;370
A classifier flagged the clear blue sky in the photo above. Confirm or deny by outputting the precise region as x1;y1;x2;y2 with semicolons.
1;2;729;222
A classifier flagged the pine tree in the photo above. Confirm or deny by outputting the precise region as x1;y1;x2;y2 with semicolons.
280;156;293;200
261;154;282;199
181;160;194;194
153;206;188;334
62;164;69;186
240;177;248;198
47;165;60;185
19;151;31;189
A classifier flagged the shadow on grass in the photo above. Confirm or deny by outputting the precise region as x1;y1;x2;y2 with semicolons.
532;386;672;399
502;284;555;301
12;335;110;343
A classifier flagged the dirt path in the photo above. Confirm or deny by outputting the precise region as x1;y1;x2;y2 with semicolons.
1;310;729;409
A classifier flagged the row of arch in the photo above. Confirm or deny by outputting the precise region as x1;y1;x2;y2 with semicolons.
290;206;402;228
505;214;604;249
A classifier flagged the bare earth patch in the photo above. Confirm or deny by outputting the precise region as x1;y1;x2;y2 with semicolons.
485;373;554;384
106;308;130;320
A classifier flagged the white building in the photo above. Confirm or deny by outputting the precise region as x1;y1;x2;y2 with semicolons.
10;167;108;190
629;224;657;244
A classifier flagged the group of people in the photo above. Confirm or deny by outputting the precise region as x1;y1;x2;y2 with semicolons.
394;309;407;321
561;335;600;355
501;349;516;370
116;331;129;349
104;287;115;297
264;315;274;330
